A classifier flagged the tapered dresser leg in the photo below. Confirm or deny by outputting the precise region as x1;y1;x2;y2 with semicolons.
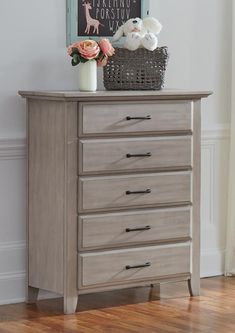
188;278;200;297
26;286;39;304
63;296;78;314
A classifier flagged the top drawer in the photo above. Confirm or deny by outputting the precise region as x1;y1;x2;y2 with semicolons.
79;101;192;136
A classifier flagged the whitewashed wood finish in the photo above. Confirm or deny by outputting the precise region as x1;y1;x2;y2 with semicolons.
28;99;65;294
63;104;79;314
79;136;192;174
79;207;191;250
79;172;192;212
79;244;191;288
27;99;78;313
79;101;192;136
21;90;211;314
19;90;212;101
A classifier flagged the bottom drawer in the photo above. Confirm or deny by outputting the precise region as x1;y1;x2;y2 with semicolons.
79;244;190;288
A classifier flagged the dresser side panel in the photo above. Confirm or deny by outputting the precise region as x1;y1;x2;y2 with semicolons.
64;103;79;312
28;99;66;294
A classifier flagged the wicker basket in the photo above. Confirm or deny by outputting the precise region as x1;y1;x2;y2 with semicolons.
103;47;168;91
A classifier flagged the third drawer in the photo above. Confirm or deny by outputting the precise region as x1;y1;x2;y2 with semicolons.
78;171;192;212
78;206;191;250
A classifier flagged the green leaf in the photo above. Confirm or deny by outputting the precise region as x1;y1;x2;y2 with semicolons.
77;54;88;63
72;59;79;66
72;53;80;66
70;48;79;58
72;47;79;54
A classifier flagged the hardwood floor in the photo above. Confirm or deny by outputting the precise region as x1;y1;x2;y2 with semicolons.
0;277;235;332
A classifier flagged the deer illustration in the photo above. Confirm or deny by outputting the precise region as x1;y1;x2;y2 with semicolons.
83;2;103;35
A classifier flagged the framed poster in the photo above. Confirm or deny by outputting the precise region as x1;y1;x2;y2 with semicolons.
66;0;150;45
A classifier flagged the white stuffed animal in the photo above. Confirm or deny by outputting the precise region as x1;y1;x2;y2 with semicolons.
113;17;162;51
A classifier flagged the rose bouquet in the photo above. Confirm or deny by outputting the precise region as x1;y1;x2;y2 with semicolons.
67;39;115;67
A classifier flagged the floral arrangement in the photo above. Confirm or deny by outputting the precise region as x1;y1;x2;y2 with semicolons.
67;39;115;67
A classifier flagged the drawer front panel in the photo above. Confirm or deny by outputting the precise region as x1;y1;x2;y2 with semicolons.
79;244;190;287
79;102;192;136
79;172;191;212
79;207;191;250
80;136;192;174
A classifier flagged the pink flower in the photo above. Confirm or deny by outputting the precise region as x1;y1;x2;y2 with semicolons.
67;46;73;55
77;40;100;60
67;42;81;56
67;40;100;60
97;55;109;67
99;39;115;57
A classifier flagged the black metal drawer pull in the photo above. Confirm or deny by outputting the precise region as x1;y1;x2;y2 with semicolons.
126;152;152;158
126;115;151;121
126;226;151;232
126;189;151;195
126;262;151;270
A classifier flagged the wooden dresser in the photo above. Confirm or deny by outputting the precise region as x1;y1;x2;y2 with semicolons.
19;90;211;314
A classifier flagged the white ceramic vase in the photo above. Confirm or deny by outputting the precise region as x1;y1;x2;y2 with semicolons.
78;60;97;92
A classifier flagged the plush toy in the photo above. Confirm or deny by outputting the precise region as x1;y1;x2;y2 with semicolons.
113;17;162;51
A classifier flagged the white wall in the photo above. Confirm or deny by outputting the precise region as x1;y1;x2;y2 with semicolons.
151;0;232;128
225;2;235;275
0;0;232;304
0;0;83;137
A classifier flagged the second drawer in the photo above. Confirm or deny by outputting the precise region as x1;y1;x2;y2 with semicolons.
78;171;192;212
79;207;191;250
79;136;192;174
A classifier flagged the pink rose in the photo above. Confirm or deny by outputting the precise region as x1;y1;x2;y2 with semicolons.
97;55;109;67
67;42;81;56
77;40;100;60
99;39;115;57
67;46;73;55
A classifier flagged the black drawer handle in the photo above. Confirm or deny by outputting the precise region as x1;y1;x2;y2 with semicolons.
126;115;151;121
126;189;151;195
126;152;152;158
126;262;151;270
126;226;151;232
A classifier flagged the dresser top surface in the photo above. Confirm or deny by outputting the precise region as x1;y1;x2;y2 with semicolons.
19;89;212;101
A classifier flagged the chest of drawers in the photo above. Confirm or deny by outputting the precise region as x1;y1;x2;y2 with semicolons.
19;90;211;314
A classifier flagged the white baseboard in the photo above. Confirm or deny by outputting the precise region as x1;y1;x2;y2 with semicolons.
0;241;60;305
0;271;60;305
201;249;226;278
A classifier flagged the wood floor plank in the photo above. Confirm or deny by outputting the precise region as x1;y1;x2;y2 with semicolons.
0;277;235;332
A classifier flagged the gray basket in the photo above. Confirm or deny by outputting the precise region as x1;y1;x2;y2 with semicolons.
103;47;168;91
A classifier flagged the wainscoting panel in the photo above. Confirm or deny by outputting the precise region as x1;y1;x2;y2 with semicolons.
201;126;230;277
0;127;230;304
